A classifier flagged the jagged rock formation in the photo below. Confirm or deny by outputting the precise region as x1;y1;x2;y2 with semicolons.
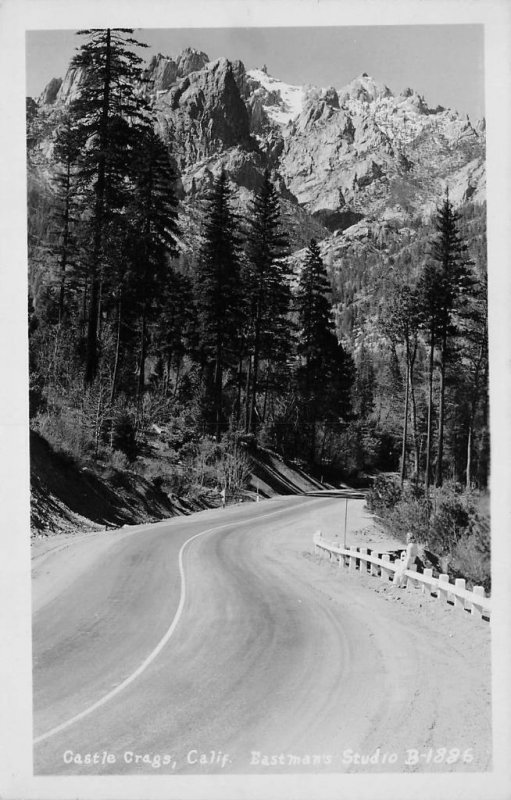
154;57;254;171
38;77;62;106
31;46;485;261
145;48;210;95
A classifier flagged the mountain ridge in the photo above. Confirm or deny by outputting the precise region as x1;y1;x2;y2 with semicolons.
29;45;486;331
33;47;485;233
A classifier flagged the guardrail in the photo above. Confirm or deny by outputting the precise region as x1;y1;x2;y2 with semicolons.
313;530;491;620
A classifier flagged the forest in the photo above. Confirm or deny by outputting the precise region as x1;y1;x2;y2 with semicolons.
26;29;490;586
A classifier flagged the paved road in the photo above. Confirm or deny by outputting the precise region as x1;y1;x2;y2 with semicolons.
32;496;491;775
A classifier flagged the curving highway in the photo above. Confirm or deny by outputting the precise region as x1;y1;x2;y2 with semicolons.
32;496;491;775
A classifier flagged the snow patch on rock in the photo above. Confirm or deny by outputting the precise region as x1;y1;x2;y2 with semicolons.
247;68;306;126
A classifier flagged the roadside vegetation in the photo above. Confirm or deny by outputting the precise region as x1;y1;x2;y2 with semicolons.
366;474;490;590
27;28;490;586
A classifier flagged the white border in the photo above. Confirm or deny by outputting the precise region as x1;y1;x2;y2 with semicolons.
1;1;510;798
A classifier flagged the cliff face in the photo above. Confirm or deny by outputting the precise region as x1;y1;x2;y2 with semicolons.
154;57;253;171
31;46;485;259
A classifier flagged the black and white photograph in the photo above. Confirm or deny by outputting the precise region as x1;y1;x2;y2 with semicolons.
1;1;510;799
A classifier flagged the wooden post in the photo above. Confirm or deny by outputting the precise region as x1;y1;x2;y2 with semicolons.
454;578;466;610
437;573;449;603
422;568;433;595
408;563;418;588
381;553;392;581
370;556;379;577
343;497;348;550
359;547;368;574
471;585;485;618
349;546;357;572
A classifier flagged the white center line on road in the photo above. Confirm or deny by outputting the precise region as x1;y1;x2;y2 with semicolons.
34;498;319;745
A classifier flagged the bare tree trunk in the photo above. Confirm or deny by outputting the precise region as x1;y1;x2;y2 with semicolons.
164;350;172;396
214;339;222;441
424;331;435;497
58;157;72;325
244;356;252;434
435;330;447;487
466;414;474;493
85;29;111;385
262;363;270;425
235;352;243;426
400;359;410;487
248;318;260;435
173;357;181;398
137;307;147;417
409;367;419;480
110;296;122;405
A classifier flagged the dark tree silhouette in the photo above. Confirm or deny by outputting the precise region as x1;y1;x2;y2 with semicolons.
195;170;243;439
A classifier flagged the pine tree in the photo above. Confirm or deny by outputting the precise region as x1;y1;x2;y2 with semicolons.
383;283;421;484
69;28;150;384
419;192;474;488
155;268;198;397
295;239;353;461
195;170;243;439
123;129;180;411
244;170;291;434
52;110;82;323
452;272;488;489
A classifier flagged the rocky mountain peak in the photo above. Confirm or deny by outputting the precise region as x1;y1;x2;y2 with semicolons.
29;44;485;256
246;68;306;128
38;77;62;106
145;48;210;95
338;73;393;106
155;56;251;170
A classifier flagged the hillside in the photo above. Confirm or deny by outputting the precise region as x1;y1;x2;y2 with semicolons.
30;430;327;536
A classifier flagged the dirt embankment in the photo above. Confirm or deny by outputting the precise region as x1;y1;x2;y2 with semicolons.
30;431;328;537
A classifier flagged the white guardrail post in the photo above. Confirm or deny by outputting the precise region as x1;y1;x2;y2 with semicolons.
380;553;392;581
454;578;466;609
471;586;485;618
407;563;418;588
311;532;489;620
437;573;449;602
422;568;433;595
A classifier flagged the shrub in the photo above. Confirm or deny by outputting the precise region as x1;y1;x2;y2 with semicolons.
384;495;431;543
427;485;472;556
452;536;491;592
111;412;138;461
451;513;491;591
33;407;94;463
366;474;402;514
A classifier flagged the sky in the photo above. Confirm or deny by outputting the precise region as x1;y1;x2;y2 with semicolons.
26;25;485;120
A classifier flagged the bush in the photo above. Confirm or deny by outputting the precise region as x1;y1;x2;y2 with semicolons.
385;495;431;543
366;474;402;514
33;408;94;463
427;484;473;556
111;411;138;461
451;513;491;591
371;478;491;585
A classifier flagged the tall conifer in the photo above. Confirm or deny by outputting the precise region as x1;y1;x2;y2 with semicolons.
295;239;353;461
419;192;474;488
244;170;291;433
195;170;243;439
69;28;149;384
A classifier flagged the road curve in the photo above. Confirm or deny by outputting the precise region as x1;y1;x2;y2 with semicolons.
33;496;491;775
